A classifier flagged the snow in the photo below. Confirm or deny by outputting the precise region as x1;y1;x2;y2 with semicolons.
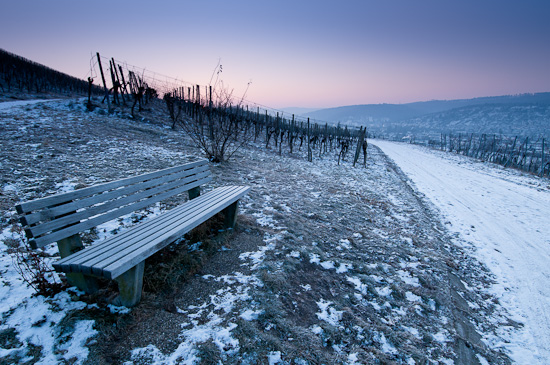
0;224;97;364
373;139;550;363
267;351;282;364
0;99;63;111
316;299;343;327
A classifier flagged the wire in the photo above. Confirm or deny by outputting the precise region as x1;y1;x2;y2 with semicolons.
93;53;353;129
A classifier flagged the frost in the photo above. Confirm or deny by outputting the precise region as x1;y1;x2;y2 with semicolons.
309;253;320;264
316;299;343;326
375;286;392;297
240;309;263;321
268;351;282;364
405;291;421;302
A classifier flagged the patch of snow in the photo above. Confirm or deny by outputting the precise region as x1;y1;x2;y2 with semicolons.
240;309;263;321
300;284;312;291
397;270;420;287
376;332;397;355
267;351;282;364
311;325;323;335
405;291;421;302
309;253;320;264
402;325;421;339
375;286;392;297
336;263;352;273
316;299;343;326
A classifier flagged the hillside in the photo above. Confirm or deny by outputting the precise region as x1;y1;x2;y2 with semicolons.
0;48;101;102
303;93;550;139
0;97;515;364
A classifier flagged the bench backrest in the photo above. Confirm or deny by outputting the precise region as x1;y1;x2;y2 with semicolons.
16;160;211;249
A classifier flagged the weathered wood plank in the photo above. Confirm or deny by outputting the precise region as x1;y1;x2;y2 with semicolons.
16;160;207;214
52;186;250;279
104;186;250;279
32;176;212;248
53;186;235;273
26;171;211;237
78;187;242;276
22;164;209;226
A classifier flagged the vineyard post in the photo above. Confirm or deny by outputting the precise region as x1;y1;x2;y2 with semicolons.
187;87;191;114
265;110;269;147
254;107;259;142
196;85;200;105
541;138;545;177
353;127;363;167
112;58;126;104
289;114;295;154
307;118;312;162
118;65;129;99
108;60;118;105
275;112;279;150
96;52;110;111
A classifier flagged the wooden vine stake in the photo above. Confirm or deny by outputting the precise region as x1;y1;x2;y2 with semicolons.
96;52;110;111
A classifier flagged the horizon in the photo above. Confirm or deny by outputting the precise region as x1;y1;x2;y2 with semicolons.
2;1;549;109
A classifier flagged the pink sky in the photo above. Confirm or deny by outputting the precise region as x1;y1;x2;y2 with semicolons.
2;0;549;108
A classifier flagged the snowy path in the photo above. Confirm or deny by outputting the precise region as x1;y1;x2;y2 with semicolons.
0;99;63;111
373;140;550;363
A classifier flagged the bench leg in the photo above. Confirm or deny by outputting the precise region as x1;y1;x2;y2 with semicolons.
223;201;240;229
57;235;99;294
114;262;145;307
188;186;201;200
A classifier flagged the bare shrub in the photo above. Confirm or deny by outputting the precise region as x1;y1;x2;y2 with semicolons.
178;106;251;163
5;227;63;297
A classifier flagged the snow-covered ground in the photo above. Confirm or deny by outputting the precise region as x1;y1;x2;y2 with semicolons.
0;99;63;110
0;98;524;363
373;140;550;363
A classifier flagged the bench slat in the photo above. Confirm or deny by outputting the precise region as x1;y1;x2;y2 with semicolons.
53;186;250;279
31;176;212;248
15;160;208;214
103;185;249;279
26;170;211;237
54;186;235;273
22;164;209;226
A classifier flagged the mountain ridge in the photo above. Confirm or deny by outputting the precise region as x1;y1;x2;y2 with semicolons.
300;92;550;123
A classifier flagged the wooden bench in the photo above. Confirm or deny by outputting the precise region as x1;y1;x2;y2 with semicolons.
15;159;250;306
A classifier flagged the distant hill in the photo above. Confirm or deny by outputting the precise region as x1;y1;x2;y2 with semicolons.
279;107;321;116
301;93;550;139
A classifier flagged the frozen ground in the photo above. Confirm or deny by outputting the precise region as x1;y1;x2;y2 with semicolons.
373;140;550;363
0;98;520;363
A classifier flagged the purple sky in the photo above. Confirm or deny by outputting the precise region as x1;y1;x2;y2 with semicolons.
2;0;549;108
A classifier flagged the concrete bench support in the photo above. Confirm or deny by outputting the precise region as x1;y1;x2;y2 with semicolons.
114;262;145;307
57;234;99;293
223;201;240;229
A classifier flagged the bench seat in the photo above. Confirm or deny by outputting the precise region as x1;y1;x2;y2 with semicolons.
53;185;249;280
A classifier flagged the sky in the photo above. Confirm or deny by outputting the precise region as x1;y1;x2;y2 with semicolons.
1;0;549;109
